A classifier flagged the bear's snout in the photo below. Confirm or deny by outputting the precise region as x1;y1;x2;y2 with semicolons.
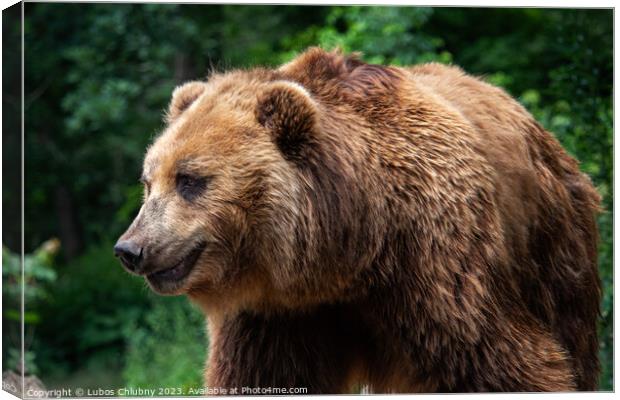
114;240;144;274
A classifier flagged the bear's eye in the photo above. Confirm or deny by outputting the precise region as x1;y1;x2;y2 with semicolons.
176;173;208;201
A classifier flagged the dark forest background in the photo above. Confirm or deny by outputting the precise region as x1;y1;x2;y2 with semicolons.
2;4;613;392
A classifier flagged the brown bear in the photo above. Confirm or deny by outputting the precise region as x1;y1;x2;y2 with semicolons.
115;47;601;393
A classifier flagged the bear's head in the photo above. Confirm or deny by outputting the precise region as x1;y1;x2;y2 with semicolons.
115;49;399;310
114;69;326;302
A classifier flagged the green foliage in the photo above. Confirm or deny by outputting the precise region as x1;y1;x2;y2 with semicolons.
24;4;203;247
3;240;59;309
123;297;207;391
18;4;612;392
34;242;148;376
280;6;451;65
3;240;59;375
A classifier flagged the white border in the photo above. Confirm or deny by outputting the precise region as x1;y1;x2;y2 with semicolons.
0;0;616;7
0;1;616;400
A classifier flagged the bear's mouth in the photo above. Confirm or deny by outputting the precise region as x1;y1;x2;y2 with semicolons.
146;242;207;287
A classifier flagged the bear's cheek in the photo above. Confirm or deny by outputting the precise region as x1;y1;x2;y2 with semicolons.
197;203;277;293
166;203;242;281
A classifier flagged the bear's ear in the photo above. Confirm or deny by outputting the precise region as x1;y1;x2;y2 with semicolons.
166;81;208;123
256;81;318;161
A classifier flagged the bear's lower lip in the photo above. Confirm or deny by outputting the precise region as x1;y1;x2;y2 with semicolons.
146;242;207;286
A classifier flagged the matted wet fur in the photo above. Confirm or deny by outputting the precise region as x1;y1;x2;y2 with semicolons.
116;47;601;393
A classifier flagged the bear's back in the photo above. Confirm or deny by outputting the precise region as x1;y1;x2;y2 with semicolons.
408;62;601;390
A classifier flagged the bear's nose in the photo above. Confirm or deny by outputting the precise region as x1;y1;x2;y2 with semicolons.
114;240;143;273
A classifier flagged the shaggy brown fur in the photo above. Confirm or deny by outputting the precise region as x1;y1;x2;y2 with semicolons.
116;47;601;393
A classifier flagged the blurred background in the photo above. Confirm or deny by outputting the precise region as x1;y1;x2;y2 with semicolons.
2;3;613;393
